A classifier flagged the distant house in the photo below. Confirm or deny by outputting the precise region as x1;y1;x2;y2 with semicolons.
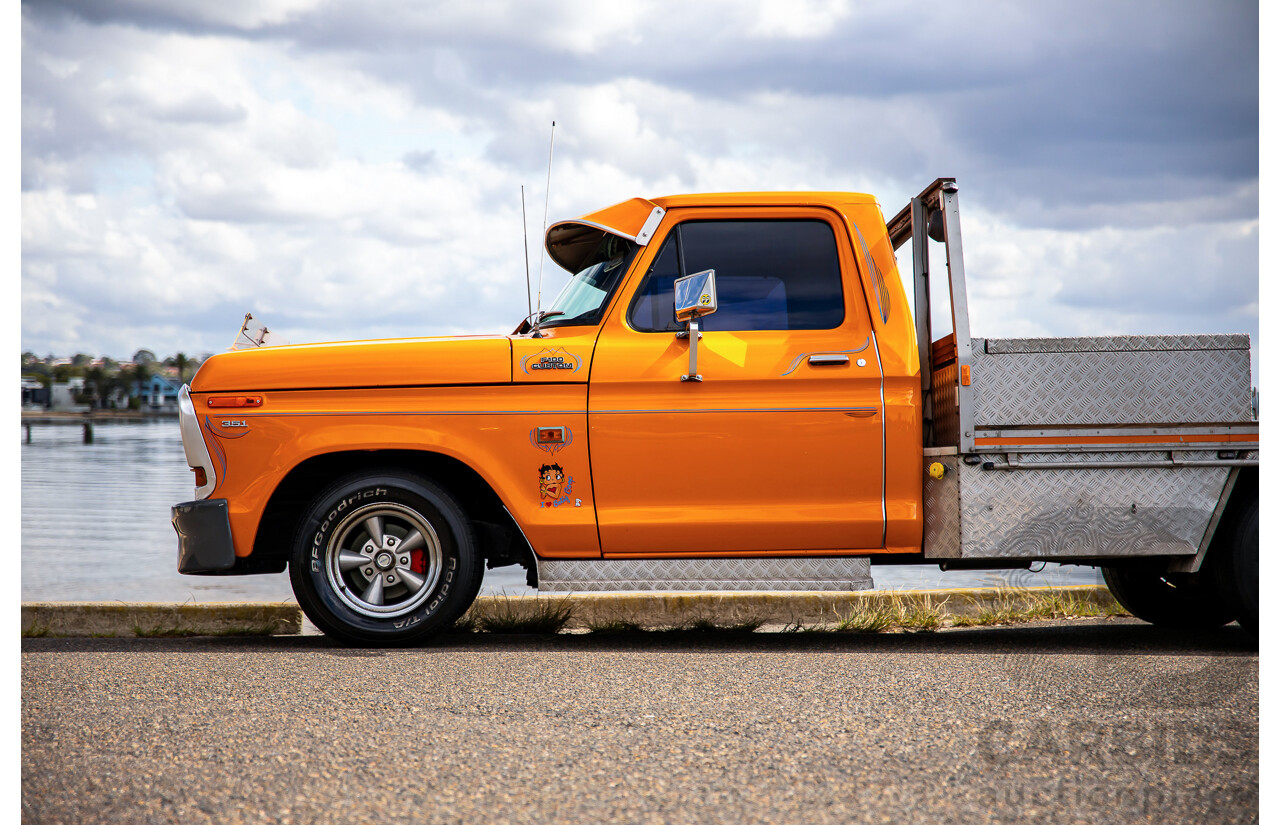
140;373;182;410
50;377;89;412
21;377;49;409
101;384;130;409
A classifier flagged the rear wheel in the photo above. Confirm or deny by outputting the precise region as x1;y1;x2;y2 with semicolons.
1101;562;1235;630
1212;498;1258;635
290;471;483;646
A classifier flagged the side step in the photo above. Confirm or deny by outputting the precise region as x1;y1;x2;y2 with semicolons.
537;557;873;593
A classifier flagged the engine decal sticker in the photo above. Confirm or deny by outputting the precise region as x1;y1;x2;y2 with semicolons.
538;463;577;508
522;348;582;375
530;426;573;455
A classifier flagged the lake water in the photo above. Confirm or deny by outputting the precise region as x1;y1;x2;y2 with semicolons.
21;420;1098;603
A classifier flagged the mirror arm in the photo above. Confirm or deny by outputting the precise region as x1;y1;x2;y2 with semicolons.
680;317;703;382
672;267;716;382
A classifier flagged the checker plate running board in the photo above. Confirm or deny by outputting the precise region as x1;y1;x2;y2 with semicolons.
537;557;873;592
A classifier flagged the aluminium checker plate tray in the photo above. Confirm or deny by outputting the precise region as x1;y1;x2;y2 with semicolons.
921;450;1231;560
969;334;1252;428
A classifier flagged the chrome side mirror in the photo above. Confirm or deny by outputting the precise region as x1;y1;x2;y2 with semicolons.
674;269;717;382
674;268;717;323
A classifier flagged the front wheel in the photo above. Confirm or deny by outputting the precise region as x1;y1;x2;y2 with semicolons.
290;471;483;646
1101;562;1235;630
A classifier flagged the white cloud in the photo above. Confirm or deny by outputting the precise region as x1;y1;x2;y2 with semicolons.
749;0;851;39
20;0;1259;372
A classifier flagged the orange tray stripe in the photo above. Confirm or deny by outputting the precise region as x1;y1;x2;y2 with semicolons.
975;432;1258;446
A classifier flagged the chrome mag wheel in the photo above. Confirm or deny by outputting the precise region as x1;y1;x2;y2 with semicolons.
324;503;444;619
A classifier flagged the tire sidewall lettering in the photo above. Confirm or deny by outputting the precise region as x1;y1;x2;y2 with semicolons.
314;488;389;551
427;558;457;613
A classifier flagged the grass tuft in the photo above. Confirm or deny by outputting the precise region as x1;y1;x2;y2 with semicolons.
472;594;575;634
833;602;897;633
953;587;1128;627
897;594;945;632
830;593;948;633
669;618;763;633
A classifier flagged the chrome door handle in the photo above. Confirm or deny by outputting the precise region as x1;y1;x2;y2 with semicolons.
808;354;849;366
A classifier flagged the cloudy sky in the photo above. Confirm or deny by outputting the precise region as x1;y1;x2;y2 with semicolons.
20;0;1259;377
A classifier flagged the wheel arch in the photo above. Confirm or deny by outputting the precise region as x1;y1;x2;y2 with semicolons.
1203;465;1257;558
1153;464;1258;578
251;449;535;578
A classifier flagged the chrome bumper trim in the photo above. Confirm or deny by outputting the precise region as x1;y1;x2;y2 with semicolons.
178;385;217;500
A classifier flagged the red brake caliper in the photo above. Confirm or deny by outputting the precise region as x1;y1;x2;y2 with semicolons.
410;549;427;574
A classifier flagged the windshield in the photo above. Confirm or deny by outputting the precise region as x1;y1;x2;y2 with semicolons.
539;233;638;328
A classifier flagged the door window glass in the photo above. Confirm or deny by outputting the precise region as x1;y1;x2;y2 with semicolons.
629;219;844;332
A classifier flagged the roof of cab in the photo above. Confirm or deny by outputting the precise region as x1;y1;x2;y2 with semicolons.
651;191;879;209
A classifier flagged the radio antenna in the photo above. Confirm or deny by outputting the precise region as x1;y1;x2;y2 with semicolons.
521;185;532;318
534;120;556;314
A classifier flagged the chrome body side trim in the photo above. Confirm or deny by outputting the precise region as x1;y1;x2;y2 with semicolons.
591;406;879;415
870;330;887;549
219;406;875;418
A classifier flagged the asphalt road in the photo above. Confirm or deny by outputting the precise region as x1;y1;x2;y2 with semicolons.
22;618;1257;824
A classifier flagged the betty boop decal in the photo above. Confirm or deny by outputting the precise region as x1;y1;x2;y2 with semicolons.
538;463;576;508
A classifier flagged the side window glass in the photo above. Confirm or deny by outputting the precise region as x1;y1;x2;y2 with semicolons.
629;219;845;332
629;232;682;332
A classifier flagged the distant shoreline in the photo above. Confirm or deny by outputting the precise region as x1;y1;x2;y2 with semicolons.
21;409;178;422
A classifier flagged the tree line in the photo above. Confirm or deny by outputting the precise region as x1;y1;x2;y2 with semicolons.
21;349;208;410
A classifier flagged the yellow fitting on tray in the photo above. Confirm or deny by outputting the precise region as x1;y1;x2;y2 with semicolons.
929;462;946;480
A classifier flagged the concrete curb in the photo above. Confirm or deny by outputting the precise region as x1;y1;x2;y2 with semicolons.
21;602;302;638
21;586;1117;637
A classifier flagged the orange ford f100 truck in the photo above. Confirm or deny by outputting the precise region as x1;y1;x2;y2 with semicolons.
172;179;1258;644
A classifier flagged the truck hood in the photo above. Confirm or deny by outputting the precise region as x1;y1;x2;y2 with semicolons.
190;335;513;392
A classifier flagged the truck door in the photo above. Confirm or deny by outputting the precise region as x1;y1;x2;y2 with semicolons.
588;208;886;555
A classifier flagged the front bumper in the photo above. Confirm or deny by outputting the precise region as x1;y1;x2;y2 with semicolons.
173;498;236;574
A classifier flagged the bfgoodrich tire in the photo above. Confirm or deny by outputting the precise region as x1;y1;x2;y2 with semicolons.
289;471;483;646
1101;562;1235;630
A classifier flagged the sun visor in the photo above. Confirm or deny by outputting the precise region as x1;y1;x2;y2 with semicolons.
546;197;665;273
